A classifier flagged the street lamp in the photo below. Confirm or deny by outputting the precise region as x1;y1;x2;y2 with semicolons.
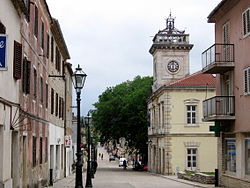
72;64;87;188
84;112;93;188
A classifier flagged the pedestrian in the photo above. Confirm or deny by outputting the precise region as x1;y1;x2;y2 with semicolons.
92;160;98;174
99;153;101;159
101;153;103;160
123;159;127;170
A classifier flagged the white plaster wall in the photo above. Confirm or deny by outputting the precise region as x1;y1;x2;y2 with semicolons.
49;123;64;180
0;1;20;187
0;0;21;103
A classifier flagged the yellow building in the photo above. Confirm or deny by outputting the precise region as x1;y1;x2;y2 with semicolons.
148;14;217;175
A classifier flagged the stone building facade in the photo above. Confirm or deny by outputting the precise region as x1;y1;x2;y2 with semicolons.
0;0;73;187
0;0;22;187
148;14;218;175
202;0;250;187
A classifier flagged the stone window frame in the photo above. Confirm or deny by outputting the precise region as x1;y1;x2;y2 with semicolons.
184;141;200;171
183;99;200;127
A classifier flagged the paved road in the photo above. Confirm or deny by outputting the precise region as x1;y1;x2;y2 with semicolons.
51;147;210;188
92;147;197;188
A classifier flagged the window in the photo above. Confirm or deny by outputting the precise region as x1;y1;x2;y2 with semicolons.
59;97;62;118
45;137;48;162
41;21;44;49
40;77;43;104
223;22;230;44
51;88;54;114
34;69;37;99
34;5;38;37
62;99;64;120
187;105;196;125
46;83;48;108
161;103;164;127
13;41;22;79
55;47;61;72
46;33;49;58
225;139;236;172
23;0;30;21
244;67;250;94
40;137;43;164
246;139;250;175
56;93;58;116
243;8;250;37
22;58;31;94
186;148;197;170
51;36;54;62
33;136;36;167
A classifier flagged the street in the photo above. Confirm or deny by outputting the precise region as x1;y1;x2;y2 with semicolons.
51;147;210;188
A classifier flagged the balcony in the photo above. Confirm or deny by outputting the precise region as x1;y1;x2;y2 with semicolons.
203;96;235;121
202;44;234;74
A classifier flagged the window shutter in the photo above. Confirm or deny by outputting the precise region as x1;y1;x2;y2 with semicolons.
247;10;250;34
248;68;250;94
26;60;31;94
13;41;22;79
46;34;49;58
62;99;64;120
244;69;248;93
243;12;247;35
51;88;54;114
0;22;6;34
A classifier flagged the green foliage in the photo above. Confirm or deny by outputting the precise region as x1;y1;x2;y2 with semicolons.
92;76;153;156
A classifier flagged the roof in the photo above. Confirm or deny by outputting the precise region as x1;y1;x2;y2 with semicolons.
166;71;216;88
207;0;239;23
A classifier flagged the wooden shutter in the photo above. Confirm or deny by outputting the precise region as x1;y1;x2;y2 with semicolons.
0;22;6;34
46;34;49;58
244;69;248;93
26;60;31;94
51;88;54;114
34;6;38;37
59;97;61;118
13;41;22;79
248;69;250;94
55;93;58;116
62;99;64;120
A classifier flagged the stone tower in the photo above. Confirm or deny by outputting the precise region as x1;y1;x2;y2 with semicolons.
149;13;193;91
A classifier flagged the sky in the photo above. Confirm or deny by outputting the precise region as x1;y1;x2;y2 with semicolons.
46;0;222;116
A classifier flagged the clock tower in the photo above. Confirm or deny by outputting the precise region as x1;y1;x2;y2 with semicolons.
149;13;193;91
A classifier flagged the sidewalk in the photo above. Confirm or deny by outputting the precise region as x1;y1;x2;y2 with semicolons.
150;173;221;188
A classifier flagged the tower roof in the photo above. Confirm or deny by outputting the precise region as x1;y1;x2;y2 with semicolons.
149;13;193;54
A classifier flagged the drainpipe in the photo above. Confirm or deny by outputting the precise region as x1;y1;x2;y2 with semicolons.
63;60;67;178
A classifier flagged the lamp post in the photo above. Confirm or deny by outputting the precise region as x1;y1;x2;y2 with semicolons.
72;64;87;188
84;112;93;188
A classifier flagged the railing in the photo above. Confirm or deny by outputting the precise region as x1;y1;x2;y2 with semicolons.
202;44;234;69
203;96;235;120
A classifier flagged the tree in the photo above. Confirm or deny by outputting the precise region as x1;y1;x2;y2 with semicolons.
92;76;153;161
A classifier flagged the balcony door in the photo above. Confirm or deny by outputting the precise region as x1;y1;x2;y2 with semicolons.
223;22;230;61
222;73;233;115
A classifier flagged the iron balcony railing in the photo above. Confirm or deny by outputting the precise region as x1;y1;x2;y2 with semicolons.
202;43;234;70
203;96;235;120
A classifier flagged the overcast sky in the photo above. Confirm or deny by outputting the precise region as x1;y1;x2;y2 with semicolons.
46;0;221;116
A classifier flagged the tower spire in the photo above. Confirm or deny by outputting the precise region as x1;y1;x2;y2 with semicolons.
166;11;175;32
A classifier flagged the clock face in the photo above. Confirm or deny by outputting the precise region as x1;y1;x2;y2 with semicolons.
167;60;179;73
